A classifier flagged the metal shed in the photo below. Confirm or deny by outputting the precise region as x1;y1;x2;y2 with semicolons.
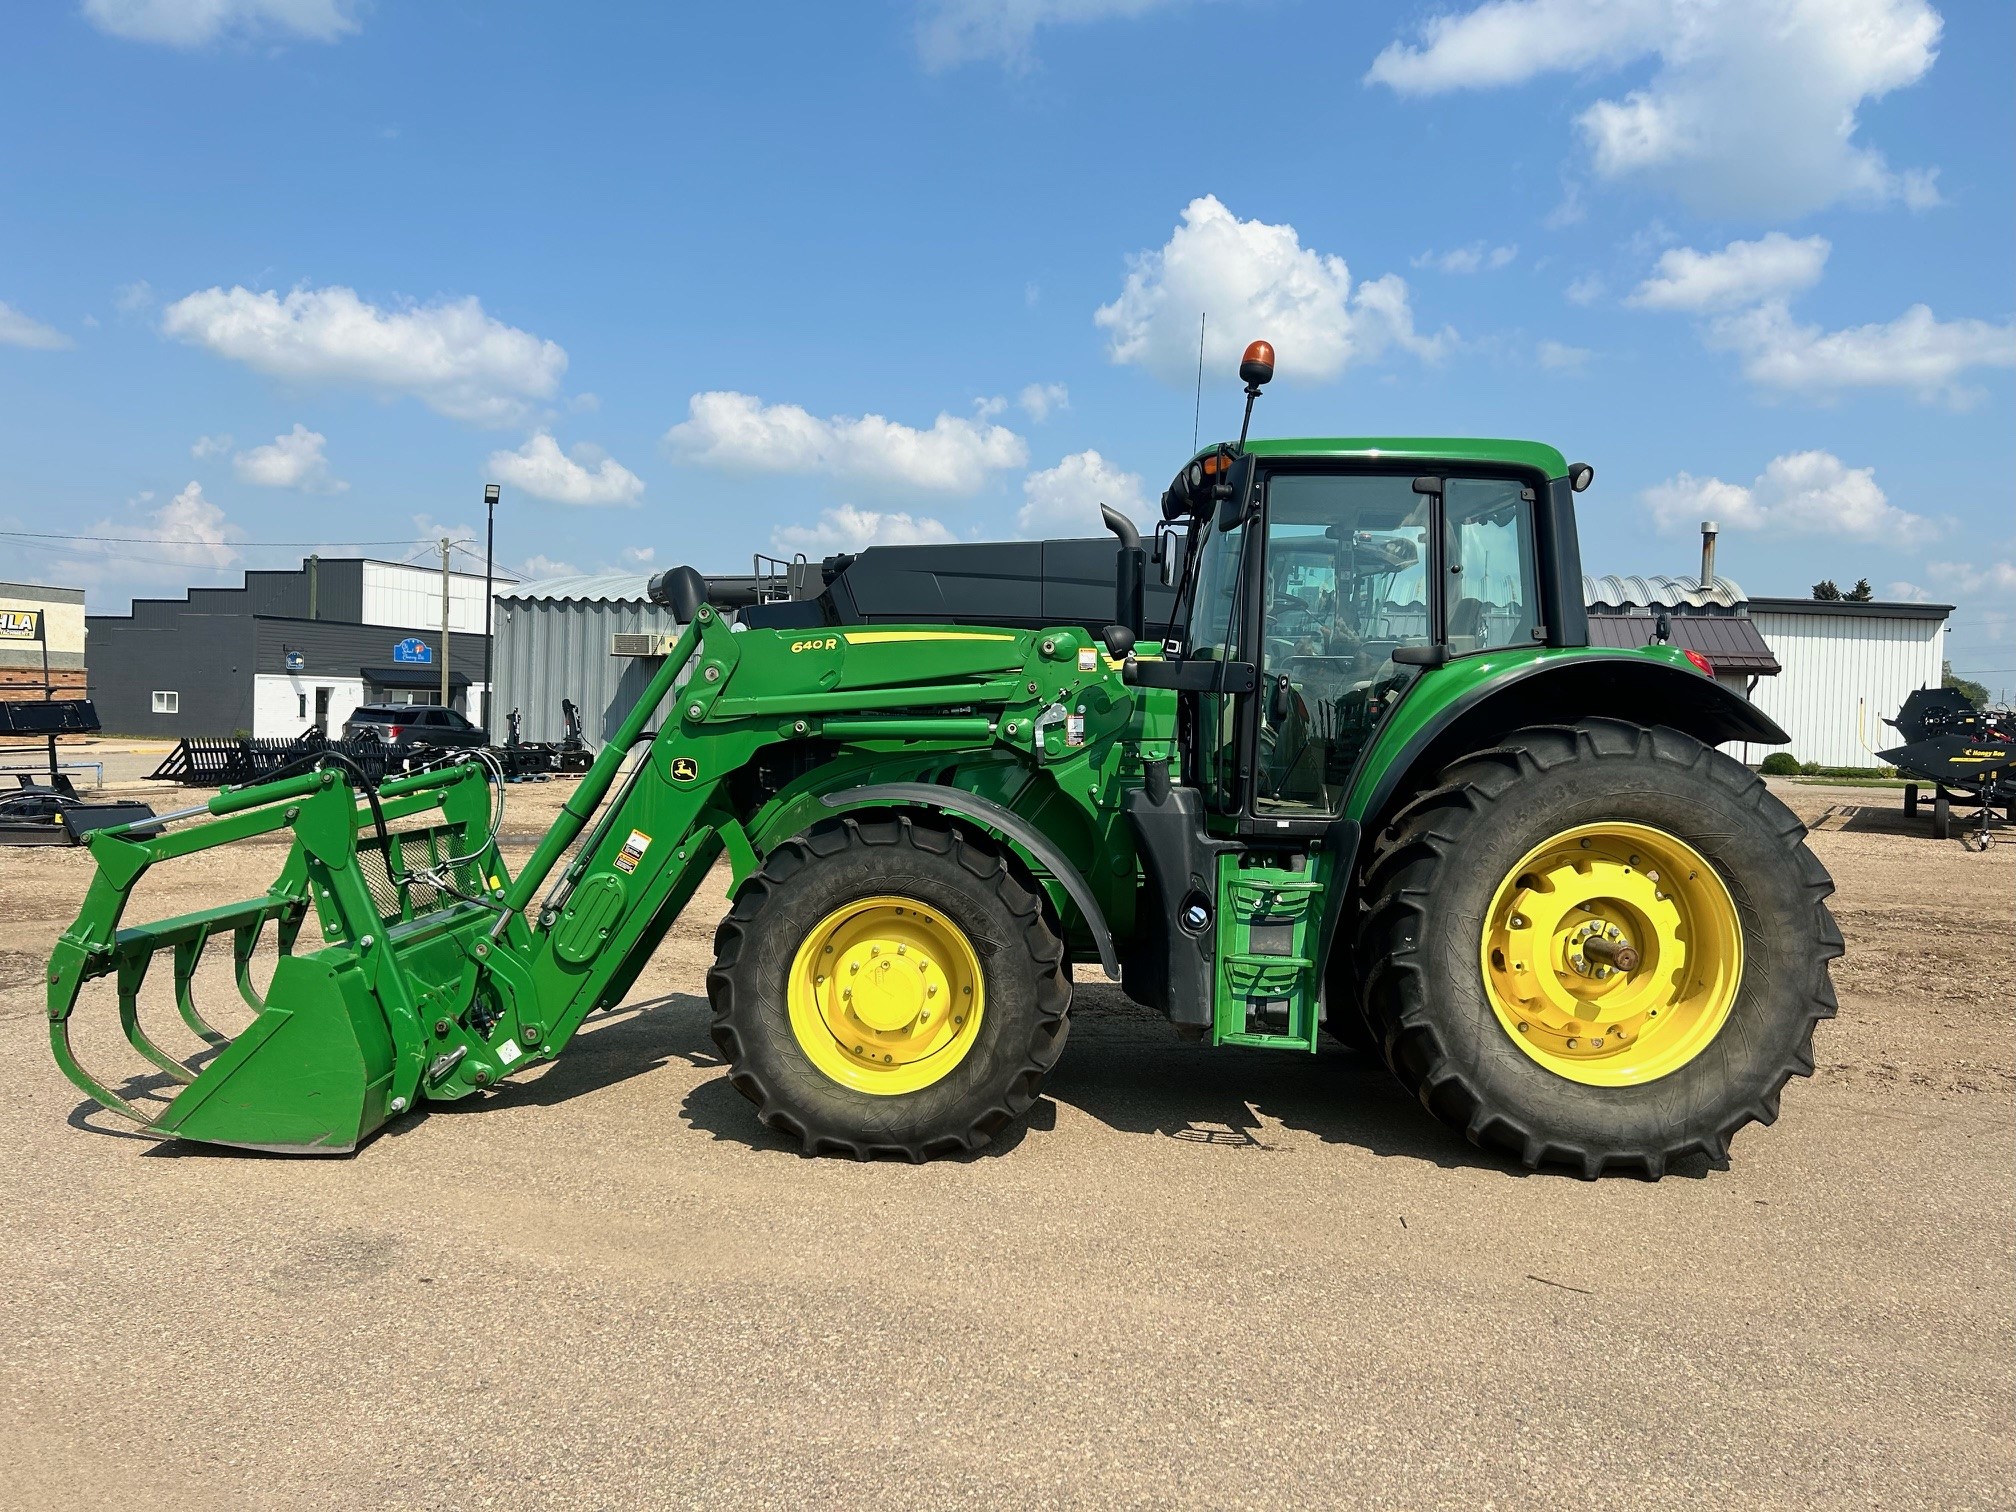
1744;597;1953;768
493;575;684;746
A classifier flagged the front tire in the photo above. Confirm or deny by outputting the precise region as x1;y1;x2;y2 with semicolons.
708;812;1071;1160
1357;719;1842;1178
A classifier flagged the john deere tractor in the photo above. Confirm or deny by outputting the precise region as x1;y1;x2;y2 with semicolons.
46;341;1840;1176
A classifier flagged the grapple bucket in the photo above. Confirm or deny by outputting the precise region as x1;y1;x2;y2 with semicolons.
47;762;505;1153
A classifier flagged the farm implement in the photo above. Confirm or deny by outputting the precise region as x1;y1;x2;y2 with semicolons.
1878;686;2015;851
46;341;1842;1175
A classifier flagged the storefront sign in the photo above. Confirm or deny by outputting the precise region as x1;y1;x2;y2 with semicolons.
0;609;42;641
392;637;433;664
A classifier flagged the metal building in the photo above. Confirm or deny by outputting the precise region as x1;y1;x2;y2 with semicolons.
493;575;684;746
1581;574;1781;700
1744;597;1953;768
86;557;510;739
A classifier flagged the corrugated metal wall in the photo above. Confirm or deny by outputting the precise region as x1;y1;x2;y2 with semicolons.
1746;611;1946;768
494;596;685;745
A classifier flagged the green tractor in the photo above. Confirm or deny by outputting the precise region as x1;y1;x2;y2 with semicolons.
46;340;1839;1175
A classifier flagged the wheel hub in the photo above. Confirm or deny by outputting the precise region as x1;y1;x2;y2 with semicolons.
789;896;984;1094
1480;823;1742;1086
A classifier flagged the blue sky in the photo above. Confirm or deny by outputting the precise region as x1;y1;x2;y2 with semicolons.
2;0;2011;687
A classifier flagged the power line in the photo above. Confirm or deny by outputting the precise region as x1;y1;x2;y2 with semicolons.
0;528;434;548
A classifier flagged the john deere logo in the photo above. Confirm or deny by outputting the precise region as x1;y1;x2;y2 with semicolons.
671;756;699;783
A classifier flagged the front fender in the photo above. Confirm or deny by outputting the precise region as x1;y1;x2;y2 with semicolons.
810;783;1122;981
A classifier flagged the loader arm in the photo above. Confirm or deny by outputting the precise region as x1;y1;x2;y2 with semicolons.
46;604;1152;1152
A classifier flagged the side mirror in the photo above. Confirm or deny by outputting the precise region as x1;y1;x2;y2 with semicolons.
1153;527;1187;586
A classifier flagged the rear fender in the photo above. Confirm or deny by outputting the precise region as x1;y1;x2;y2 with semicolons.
1350;651;1789;838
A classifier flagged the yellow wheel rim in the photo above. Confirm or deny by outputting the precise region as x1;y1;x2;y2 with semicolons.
786;895;985;1096
1480;823;1742;1087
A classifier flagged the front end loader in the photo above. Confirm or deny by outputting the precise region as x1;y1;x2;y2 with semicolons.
48;340;1841;1175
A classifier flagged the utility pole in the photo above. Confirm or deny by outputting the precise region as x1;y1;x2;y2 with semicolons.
439;536;452;709
484;483;499;729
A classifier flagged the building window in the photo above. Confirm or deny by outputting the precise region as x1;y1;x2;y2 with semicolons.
152;690;179;714
298;693;308;718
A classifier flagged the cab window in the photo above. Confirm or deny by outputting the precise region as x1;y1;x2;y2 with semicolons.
1443;477;1539;653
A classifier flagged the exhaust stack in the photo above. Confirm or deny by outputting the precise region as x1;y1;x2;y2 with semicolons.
1699;520;1719;593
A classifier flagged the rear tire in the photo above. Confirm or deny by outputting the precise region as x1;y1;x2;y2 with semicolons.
1932;792;1951;840
1357;719;1841;1178
708;812;1071;1160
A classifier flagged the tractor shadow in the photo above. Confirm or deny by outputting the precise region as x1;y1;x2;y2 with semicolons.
1039;986;1714;1181
78;986;1705;1179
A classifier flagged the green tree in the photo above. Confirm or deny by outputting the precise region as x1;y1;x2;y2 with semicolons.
1845;578;1874;601
1811;579;1841;600
1942;661;1989;707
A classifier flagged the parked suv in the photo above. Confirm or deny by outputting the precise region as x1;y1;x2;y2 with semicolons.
341;704;487;750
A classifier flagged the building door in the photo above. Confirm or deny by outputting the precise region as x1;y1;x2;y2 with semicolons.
313;686;331;731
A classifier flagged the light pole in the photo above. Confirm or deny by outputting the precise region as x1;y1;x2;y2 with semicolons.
483;483;500;729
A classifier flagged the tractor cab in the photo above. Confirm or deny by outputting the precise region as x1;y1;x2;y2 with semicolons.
1148;442;1572;829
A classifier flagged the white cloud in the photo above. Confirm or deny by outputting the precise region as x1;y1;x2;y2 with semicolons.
1564;273;1606;307
114;280;154;313
0;301;72;350
520;553;581;580
82;0;359;46
191;432;232;458
89;481;246;571
1925;561;2016;596
1095;195;1449;385
1414;243;1518;275
666;391;1028;494
486;432;644;508
1707;300;2016;407
1017;450;1149;537
1537;340;1592;373
772;505;957;555
1628;233;1830;312
160;284;568;426
1366;0;1943;217
1641;450;1923;539
916;0;1180;69
1884;580;1930;602
233;423;347;493
619;545;656;566
1018;382;1070;422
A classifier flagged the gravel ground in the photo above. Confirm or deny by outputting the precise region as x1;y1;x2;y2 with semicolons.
1;775;2009;1510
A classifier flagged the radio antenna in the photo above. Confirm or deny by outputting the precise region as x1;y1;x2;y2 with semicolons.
1191;312;1206;453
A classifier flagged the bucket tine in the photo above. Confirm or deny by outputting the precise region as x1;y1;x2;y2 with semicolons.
173;930;231;1049
49;1015;158;1128
233;918;268;1013
116;952;196;1085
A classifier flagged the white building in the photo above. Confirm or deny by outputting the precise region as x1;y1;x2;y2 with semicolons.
1743;597;1954;769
